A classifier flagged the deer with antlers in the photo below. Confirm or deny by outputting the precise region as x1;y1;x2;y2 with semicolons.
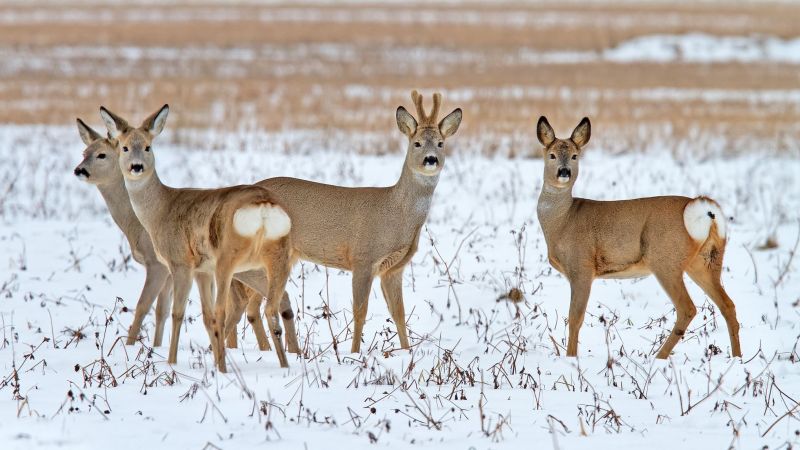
257;90;462;353
535;116;741;359
98;104;297;371
73;119;267;350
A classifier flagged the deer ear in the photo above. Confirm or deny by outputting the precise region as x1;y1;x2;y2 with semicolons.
537;116;555;147
76;118;102;145
571;117;591;148
142;104;169;136
99;106;129;138
439;108;462;138
396;106;417;137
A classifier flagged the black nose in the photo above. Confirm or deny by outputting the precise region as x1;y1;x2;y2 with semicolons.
423;156;439;166
130;164;144;173
74;167;89;177
557;167;571;178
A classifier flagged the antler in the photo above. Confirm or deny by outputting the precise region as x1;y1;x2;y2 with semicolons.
429;92;441;124
410;90;442;126
411;90;425;120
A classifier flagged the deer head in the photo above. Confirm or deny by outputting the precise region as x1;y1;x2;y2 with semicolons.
73;118;121;186
396;90;462;177
99;104;169;182
537;116;591;189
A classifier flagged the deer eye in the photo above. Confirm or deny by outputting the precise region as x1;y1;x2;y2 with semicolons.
414;142;421;148
549;153;556;160
123;147;129;152
97;153;106;159
437;142;443;148
145;146;151;152
571;154;577;160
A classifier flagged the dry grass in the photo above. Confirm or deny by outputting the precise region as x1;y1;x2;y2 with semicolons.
1;1;800;154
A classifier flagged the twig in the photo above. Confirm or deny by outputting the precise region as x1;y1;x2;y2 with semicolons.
773;220;800;288
549;334;562;356
762;375;800;437
426;226;477;324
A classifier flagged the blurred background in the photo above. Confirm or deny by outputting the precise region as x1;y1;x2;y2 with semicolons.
1;0;799;156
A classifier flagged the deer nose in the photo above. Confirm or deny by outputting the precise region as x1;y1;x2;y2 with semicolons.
130;164;144;174
74;167;89;178
423;155;439;167
557;167;571;179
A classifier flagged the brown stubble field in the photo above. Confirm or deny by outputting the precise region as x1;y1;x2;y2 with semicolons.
1;1;799;156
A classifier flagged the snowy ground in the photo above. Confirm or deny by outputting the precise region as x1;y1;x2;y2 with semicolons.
1;125;799;449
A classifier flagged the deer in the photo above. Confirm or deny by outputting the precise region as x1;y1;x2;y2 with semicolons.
73;119;269;350
256;90;462;353
534;116;741;359
98;104;298;372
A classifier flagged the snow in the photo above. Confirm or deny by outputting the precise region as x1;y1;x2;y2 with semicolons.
0;7;755;29
4;33;800;81
605;33;800;65
1;125;799;449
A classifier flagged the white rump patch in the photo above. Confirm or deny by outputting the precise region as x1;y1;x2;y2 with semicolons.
233;204;291;240
262;205;292;240
683;198;727;242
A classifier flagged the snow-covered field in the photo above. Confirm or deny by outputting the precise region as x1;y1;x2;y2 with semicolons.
5;34;800;80
1;125;798;449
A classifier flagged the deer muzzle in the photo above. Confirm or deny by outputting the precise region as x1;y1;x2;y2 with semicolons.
74;167;90;179
423;155;439;167
557;167;571;183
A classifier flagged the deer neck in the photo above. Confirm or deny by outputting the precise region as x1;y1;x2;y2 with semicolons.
537;182;574;237
123;169;170;232
390;158;439;227
96;174;144;242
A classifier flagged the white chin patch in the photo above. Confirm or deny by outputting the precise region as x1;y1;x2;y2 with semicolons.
557;176;570;184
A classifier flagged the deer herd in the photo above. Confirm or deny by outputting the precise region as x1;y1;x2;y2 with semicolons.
72;90;742;372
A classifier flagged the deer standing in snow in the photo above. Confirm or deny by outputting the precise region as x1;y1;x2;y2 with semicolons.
73;120;266;350
257;90;462;352
99;105;297;371
535;116;741;359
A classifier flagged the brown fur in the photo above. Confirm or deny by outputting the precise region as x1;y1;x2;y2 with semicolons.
535;116;741;359
257;91;462;352
99;105;298;372
73;118;258;349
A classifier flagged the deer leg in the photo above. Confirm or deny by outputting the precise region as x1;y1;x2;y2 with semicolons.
236;270;298;353
350;268;374;354
653;269;697;359
380;269;410;349
687;260;741;357
262;245;291;368
194;273;219;356
167;266;193;366
126;263;170;345
279;292;301;354
246;295;271;351
213;267;236;373
226;280;249;349
233;270;271;351
565;272;593;357
153;275;173;347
